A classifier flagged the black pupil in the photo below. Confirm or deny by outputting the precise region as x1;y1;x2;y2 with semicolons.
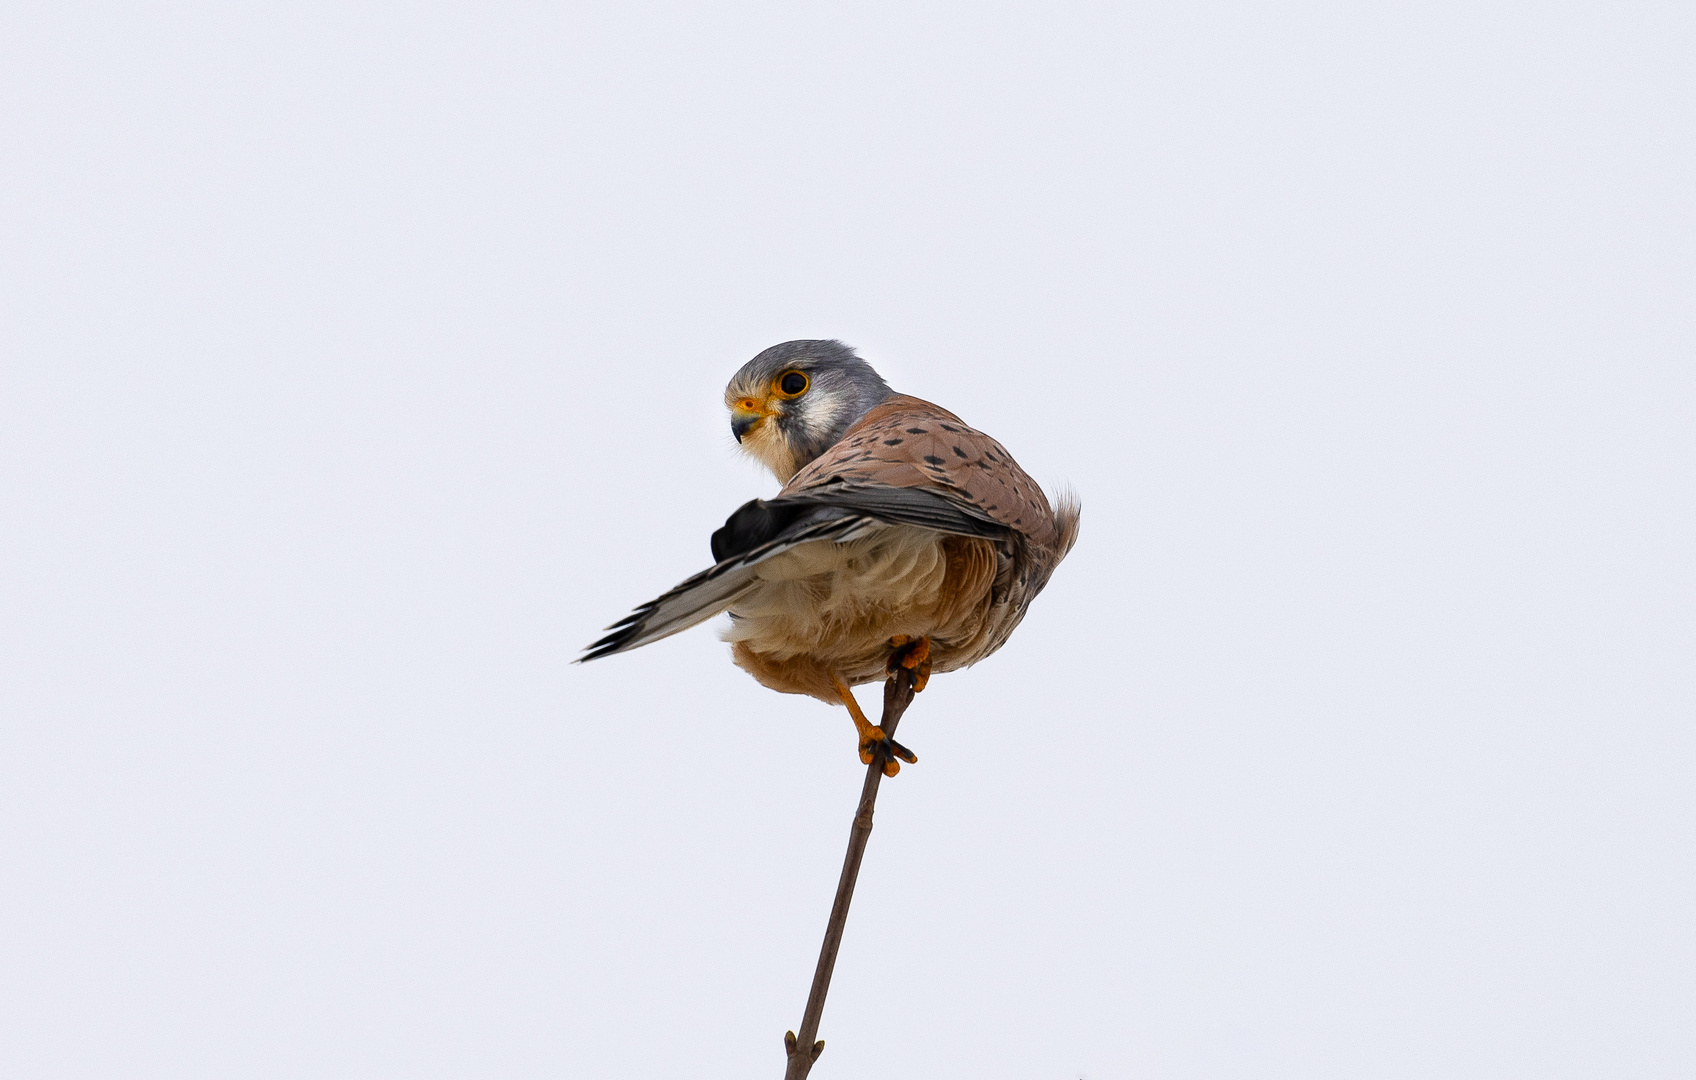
780;372;807;395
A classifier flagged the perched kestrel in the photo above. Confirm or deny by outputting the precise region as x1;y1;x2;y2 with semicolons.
582;341;1080;774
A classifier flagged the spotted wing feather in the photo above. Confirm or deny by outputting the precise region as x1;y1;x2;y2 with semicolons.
782;394;1066;548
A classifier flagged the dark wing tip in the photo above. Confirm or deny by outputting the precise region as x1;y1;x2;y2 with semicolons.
578;610;654;662
578;633;634;663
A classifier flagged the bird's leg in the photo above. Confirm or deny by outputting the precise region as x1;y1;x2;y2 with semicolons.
832;675;918;776
886;635;934;692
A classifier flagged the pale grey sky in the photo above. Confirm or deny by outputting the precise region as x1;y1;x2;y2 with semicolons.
2;3;1692;1078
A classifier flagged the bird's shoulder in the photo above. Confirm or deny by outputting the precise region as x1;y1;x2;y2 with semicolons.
781;394;1058;544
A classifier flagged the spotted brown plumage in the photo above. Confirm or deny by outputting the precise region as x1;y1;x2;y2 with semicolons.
582;340;1079;774
784;394;1064;547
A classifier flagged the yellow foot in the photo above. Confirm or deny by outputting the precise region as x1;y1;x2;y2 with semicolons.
833;675;918;776
886;635;934;692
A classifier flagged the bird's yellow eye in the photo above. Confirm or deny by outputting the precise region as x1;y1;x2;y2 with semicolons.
776;370;809;397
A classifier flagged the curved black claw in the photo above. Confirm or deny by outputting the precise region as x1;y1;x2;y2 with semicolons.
858;727;918;776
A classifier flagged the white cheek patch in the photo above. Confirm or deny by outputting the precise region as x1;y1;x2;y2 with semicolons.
797;393;847;450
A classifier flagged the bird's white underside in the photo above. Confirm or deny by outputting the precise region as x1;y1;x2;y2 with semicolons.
720;524;949;660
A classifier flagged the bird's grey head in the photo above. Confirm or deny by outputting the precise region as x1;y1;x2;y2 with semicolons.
725;340;894;482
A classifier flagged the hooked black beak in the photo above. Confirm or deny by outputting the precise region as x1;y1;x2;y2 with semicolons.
731;412;761;443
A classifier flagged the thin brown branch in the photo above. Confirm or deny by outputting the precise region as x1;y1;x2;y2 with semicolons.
782;666;919;1080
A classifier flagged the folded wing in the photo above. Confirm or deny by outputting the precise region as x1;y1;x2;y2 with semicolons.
579;484;1012;661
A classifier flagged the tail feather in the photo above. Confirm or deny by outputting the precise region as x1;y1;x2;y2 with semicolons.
1052;485;1081;559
